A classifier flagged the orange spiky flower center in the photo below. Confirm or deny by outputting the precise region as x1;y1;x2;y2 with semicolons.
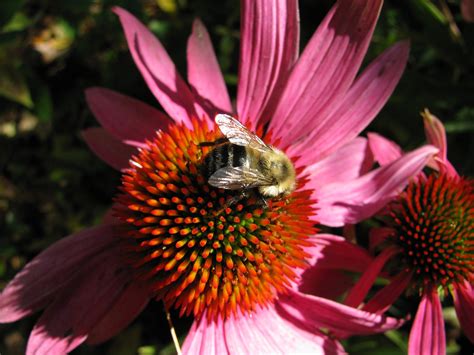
388;173;473;291
115;119;316;319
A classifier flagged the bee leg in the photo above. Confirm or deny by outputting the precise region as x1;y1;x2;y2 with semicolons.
256;195;269;209
198;137;228;147
214;190;249;216
226;190;250;207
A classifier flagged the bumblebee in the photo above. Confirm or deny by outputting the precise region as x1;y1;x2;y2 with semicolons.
202;114;296;199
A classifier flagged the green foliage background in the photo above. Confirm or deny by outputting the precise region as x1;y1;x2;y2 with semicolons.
0;0;472;354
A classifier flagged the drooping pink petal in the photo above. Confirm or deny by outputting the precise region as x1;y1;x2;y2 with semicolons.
367;132;403;166
26;248;130;355
301;233;372;273
344;246;400;308
268;0;382;145
183;306;344;354
461;0;474;22
237;0;299;129
81;127;136;171
277;289;404;335
408;289;446;355
86;282;151;344
314;145;438;227
368;227;395;253
291;41;409;163
362;271;412;314
102;204;122;225
422;110;447;162
301;137;373;186
298;234;372;300
187;19;232;115
85;87;171;147
113;7;201;127
453;280;474;342
421;109;458;177
300;268;354;301
0;225;120;323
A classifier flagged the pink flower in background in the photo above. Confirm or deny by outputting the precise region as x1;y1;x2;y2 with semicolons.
338;110;473;355
0;0;438;353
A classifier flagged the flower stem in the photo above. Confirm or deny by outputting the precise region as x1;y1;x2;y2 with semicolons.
165;305;182;355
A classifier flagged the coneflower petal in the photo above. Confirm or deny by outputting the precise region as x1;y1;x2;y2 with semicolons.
453;280;474;343
183;305;344;355
237;0;299;129
86;87;172;146
297;234;372;300
276;289;404;335
187;19;232;115
368;227;395;253
0;225;120;323
86;282;151;344
291;41;409;165
313;145;438;227
301;137;373;187
25;246;130;355
113;7;202;127
367;132;403;166
81;127;136;171
343;246;400;308
268;0;382;145
362;271;412;314
300;233;372;275
422;110;458;177
408;289;446;355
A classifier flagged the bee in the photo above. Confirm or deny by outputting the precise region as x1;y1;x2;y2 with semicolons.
202;114;296;201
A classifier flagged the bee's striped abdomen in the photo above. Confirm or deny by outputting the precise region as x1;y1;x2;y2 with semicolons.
204;144;246;178
231;145;246;167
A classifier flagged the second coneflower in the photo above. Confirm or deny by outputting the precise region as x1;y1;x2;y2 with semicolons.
342;110;473;355
0;1;439;353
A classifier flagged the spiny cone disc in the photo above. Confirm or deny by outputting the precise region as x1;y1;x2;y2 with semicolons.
388;173;473;291
115;119;317;319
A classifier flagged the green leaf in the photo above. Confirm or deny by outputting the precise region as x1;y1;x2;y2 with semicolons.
30;76;53;123
107;324;142;355
445;108;474;133
139;345;157;355
444;120;474;133
2;12;31;32
0;65;33;108
0;0;25;28
149;20;170;37
412;0;447;24
159;340;185;355
385;330;408;352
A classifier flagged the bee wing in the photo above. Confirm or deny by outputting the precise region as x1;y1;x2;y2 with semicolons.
208;166;274;190
215;114;271;153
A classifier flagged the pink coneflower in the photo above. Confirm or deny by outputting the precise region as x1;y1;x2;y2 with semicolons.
342;110;473;354
1;0;438;353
